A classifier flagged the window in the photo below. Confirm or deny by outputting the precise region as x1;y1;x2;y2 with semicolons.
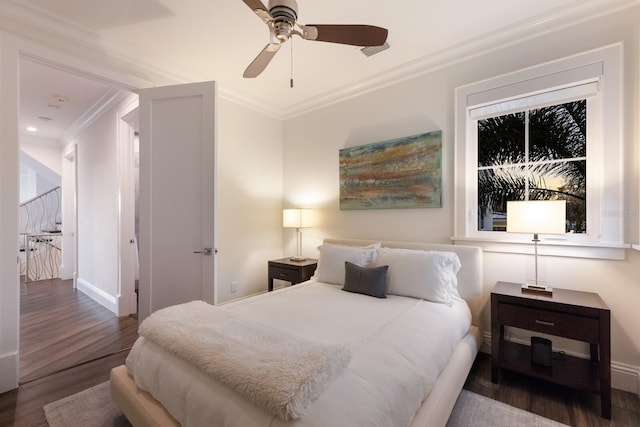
454;44;626;259
477;100;587;233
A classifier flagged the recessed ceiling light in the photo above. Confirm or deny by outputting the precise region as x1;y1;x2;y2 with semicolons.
53;94;69;103
47;104;60;110
27;126;37;132
38;116;53;121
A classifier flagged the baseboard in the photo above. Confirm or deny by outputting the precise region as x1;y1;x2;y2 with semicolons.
76;278;118;315
0;351;18;393
116;291;138;317
483;331;640;395
611;361;640;396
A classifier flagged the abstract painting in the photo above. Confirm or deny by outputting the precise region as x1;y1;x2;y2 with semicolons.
339;131;442;210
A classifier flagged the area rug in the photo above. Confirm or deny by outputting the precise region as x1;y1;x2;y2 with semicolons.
44;382;568;427
446;390;569;427
44;382;131;427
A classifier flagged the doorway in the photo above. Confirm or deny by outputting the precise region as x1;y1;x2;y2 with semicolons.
18;57;139;382
1;37;218;391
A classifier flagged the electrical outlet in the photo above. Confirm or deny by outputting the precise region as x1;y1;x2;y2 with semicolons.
230;281;238;293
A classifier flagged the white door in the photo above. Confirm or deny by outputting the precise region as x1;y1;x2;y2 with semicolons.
138;81;217;322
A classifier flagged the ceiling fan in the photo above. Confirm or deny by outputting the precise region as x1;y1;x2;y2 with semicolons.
242;0;388;78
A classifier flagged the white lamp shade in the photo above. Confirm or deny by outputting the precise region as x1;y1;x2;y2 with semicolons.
506;200;566;234
283;208;313;228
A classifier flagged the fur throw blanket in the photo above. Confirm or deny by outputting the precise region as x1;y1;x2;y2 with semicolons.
139;301;351;420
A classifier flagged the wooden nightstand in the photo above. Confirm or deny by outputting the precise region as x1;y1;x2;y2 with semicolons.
268;258;317;291
491;281;611;419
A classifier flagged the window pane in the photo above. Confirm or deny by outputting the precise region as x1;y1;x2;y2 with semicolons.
478;166;527;231
527;161;586;201
478;112;525;167
530;100;586;161
567;198;586;233
528;160;586;233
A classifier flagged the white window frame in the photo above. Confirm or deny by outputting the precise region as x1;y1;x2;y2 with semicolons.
453;44;628;260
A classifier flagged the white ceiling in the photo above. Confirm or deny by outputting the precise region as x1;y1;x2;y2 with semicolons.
20;60;115;141
9;0;637;143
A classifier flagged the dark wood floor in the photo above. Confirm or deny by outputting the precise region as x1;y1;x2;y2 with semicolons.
0;351;130;426
20;279;138;382
1;282;638;426
464;352;640;426
0;278;138;426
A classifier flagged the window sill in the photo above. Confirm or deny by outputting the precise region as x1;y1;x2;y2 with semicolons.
451;237;630;260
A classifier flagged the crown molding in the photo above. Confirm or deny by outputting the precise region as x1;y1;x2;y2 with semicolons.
61;88;131;143
282;0;640;119
217;87;283;120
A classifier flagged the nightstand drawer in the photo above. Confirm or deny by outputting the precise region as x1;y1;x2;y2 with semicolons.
267;258;317;292
500;303;599;342
269;266;300;282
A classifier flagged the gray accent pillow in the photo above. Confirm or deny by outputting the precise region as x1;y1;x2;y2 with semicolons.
342;261;388;298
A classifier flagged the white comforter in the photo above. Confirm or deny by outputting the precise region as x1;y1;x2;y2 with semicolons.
126;281;471;427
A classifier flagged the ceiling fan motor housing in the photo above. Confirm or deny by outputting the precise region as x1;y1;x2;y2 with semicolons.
268;0;298;41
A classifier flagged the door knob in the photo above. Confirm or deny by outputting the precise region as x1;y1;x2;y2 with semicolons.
193;247;212;255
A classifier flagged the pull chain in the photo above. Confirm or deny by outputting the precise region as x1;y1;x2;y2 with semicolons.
290;37;294;88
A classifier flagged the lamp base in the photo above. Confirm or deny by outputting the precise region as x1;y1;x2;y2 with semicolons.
289;256;307;262
521;284;553;297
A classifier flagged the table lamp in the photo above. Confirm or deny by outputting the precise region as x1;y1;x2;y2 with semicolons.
283;208;313;261
507;200;566;294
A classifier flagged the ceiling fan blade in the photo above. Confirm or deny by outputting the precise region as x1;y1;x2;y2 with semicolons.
242;0;272;23
243;43;281;78
301;24;388;46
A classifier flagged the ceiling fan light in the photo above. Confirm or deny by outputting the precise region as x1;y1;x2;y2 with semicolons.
273;21;293;41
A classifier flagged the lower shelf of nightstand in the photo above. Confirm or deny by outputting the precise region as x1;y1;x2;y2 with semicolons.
500;341;601;393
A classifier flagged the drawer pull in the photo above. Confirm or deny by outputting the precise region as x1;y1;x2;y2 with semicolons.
279;273;288;277
535;320;555;327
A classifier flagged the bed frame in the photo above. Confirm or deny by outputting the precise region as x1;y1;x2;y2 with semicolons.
111;239;483;427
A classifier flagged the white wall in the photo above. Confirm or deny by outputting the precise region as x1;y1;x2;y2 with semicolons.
19;138;62;203
283;72;454;255
282;8;640;392
20;135;62;175
72;97;123;305
216;99;284;302
18;150;60;202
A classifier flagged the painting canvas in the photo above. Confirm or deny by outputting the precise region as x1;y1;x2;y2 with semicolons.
339;131;442;210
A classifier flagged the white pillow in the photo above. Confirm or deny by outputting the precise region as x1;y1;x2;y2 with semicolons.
314;243;381;285
375;247;461;303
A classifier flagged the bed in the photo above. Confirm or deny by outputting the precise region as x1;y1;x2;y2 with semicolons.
110;238;483;427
